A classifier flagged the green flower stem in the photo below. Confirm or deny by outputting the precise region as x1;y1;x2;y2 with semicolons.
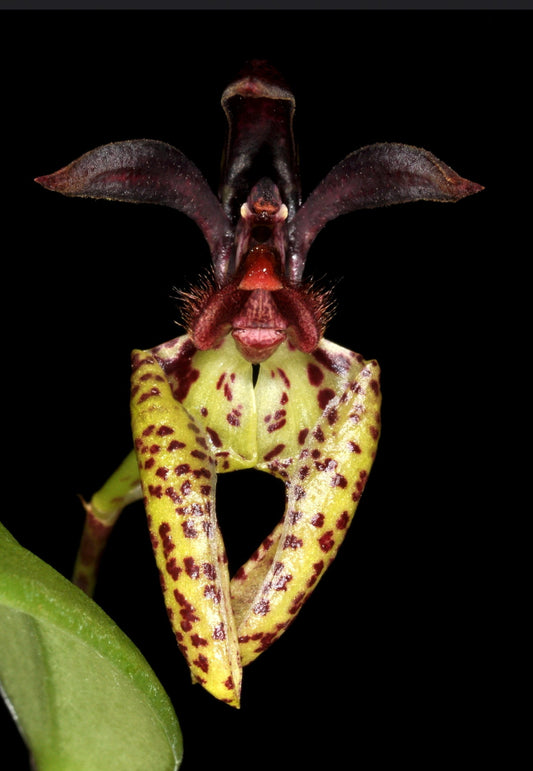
73;451;141;596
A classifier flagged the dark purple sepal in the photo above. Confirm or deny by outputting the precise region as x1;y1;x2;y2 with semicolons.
220;60;301;223
35;139;234;284
288;142;484;280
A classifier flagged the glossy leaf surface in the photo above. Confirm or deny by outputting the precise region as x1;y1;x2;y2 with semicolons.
0;523;183;770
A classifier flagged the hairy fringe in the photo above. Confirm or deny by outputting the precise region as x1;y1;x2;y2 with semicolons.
173;270;337;342
298;274;337;338
173;269;219;334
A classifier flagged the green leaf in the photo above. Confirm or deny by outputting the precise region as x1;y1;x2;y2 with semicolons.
0;523;183;771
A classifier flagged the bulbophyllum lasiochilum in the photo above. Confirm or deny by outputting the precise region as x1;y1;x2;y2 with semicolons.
36;60;483;707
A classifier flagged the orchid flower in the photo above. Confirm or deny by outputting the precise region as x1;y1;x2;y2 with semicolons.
36;60;482;708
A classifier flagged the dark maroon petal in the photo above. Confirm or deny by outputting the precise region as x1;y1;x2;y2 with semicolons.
288;142;484;280
273;287;323;353
35;139;234;283
220;60;300;223
189;284;247;350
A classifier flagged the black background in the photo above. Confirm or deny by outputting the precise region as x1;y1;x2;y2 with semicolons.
1;8;522;770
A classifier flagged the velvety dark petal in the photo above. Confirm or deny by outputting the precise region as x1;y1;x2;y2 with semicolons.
288;142;484;280
189;284;247;350
220;60;301;223
35;139;234;284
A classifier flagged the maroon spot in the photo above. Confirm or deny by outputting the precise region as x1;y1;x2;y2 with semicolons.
277;368;290;388
289;591;306;615
193;654;209;673
267;419;286;433
253;599;270;615
200;484;211;496
156;466;169;479
181;480;192;495
280;391;289;405
144;457;155;469
159;523;174;558
253;631;278;653
166;558;182;580
348;441;362;453
193;467;211;479
370;425;380;440
288;510;302;524
325;406;338;425
299;465;310;480
318;388;336;410
149;444;160;454
284;535;303;549
173;589;200;631
226;411;240;426
165;487;180;503
157;425;174;436
184;556;200;579
233;566;246;581
206;427;223;447
200;406;208;417
313;426;325;442
224;382;233;401
158;340;200;402
336;510;350;529
195;436;208;449
298;427;309;445
148;484;163;498
158;569;167;594
142;424;155;436
311;513;325;528
224;675;234;689
331;474;348;488
138;387;161;403
191;449;207;460
262;535;274;552
263;443;285;461
216;373;225;390
213;624;226;640
273;573;293;591
292;485;306;500
204;585;221;603
203;563;216;580
307;362;324;386
191;634;208;647
168;439;186;451
370;379;380;395
131;353;155;372
175;463;191;476
313;347;351;374
307;560;325;588
148;518;159;550
319;531;335;552
182;521;198;538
